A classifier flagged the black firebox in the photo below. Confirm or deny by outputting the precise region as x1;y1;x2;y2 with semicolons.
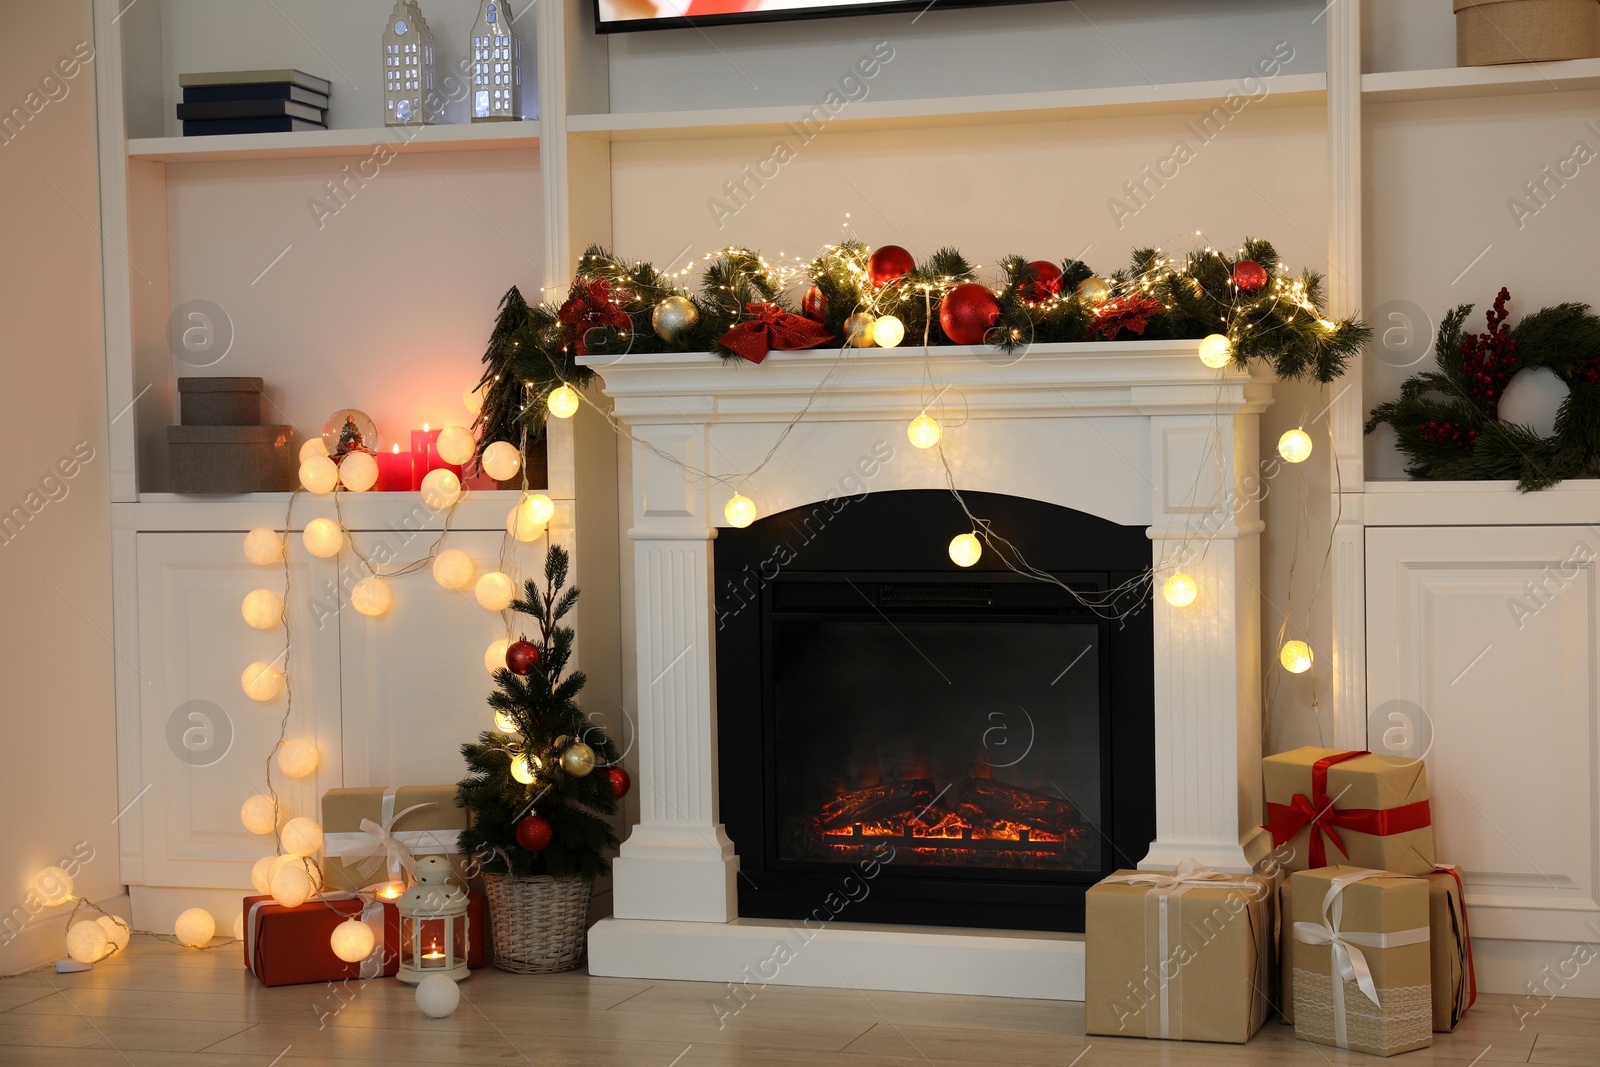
714;489;1154;933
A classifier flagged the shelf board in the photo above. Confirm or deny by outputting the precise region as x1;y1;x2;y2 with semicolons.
1362;59;1600;104
1362;478;1600;526
127;120;540;163
567;73;1328;142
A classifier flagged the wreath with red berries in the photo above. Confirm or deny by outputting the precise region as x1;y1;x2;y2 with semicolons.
1366;289;1600;491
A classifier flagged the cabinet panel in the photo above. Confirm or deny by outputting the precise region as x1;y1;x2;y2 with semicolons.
134;533;342;888
1366;525;1600;940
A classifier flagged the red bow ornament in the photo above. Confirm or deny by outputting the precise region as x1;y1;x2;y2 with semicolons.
558;277;631;357
716;302;834;364
1087;295;1166;340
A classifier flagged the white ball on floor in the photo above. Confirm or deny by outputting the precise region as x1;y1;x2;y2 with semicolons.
174;907;216;948
1498;366;1569;439
96;915;131;953
66;920;109;963
232;914;245;942
415;973;461;1018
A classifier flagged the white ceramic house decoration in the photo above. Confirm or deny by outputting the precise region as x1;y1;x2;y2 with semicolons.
470;0;521;122
382;0;436;127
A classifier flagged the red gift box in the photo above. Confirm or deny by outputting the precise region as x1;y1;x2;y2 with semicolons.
244;892;487;987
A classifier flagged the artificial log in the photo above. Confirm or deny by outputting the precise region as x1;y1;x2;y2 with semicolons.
955;777;1083;835
818;778;938;830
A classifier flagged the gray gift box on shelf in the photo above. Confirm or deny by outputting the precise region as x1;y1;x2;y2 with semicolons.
177;377;264;426
167;424;294;493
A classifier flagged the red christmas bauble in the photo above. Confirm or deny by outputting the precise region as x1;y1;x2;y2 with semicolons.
801;285;827;321
505;640;541;676
868;245;915;288
604;765;632;799
939;284;1002;346
1233;260;1269;293
515;813;554;852
1023;260;1063;303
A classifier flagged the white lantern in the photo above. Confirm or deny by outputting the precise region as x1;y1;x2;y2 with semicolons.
66;921;109;963
277;738;319;779
396;856;470;983
243;528;283;566
433;548;475;590
470;0;523;122
281;816;324;859
240;794;278;835
351;576;394;617
480;441;522;481
242;662;286;702
420;468;462;510
302;518;345;558
330;917;377;963
338;451;380;493
383;0;437;127
476;571;515;611
174;908;216;948
435;425;476;466
546;385;580;419
242;588;283;630
299;454;339;495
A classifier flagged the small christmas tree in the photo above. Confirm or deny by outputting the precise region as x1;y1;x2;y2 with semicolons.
470;286;597;465
456;545;623;879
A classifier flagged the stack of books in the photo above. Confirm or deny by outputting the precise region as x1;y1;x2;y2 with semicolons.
177;70;331;136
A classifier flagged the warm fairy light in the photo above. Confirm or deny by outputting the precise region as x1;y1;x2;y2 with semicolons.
351;576;394;617
241;661;286;702
97;915;130;953
511;754;537;784
31;867;73;907
1278;428;1313;464
433;548;475;590
725;494;757;528
907;415;942;450
250;855;277;895
484;638;511;674
174;908;216;948
330;917;376;963
240;794;277;835
435;426;476;466
524;493;555;525
299;437;330;463
420;468;462;509
277;739;318;779
1280;640;1314;674
243;528;283;566
1198;334;1233;369
476;572;515;612
269;863;315;908
948;532;982;568
302;518;345;558
241;588;283;630
480;441;522;482
66;921;109;963
872;315;905;348
494;709;519;733
507;499;545;542
378;881;405;900
1162;573;1198;607
338;451;379;493
463;387;484;416
547;385;580;419
281;816;323;858
298;454;339;494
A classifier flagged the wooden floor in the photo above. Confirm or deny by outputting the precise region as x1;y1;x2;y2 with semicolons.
0;938;1595;1065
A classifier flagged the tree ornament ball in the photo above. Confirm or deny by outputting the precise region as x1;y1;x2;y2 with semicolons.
605;765;632;799
97;914;130;953
415;973;461;1018
269;863;315;909
871;315;905;349
435;425;476;466
338;450;379;493
1024;260;1064;302
433;548;475;591
350;576;394;618
298;453;339;495
174;907;216;948
243;527;283;566
546;385;580;420
1280;640;1314;675
250;855;277;895
844;311;876;348
1233;259;1269;293
281;816;324;859
484;638;511;675
475;571;515;612
506;639;541;675
1162;573;1198;608
1076;277;1112;305
242;662;286;702
277;738;319;779
1498;366;1570;439
67;920;110;963
652;295;700;342
1198;334;1234;369
31;866;73;906
330;917;376;963
801;285;827;321
948;532;983;568
939;284;1002;346
302;517;345;558
240;794;278;835
480;440;522;482
298;437;330;464
241;588;284;630
868;244;915;287
515;813;554;852
420;468;463;510
1277;428;1314;464
561;741;597;777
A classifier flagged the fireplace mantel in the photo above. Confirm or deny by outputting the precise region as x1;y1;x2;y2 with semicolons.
585;341;1273;999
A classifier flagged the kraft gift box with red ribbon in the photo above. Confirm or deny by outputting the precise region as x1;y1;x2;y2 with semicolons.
321;785;467;893
244;892;489;987
1291;866;1433;1057
1084;861;1274;1044
1263;747;1435;875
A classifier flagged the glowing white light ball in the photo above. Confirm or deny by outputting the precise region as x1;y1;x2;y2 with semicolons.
338;451;379;493
511;754;536;784
174;907;216;948
494;709;519;733
485;639;510;675
277;739;318;779
435;425;476;466
433;549;474;590
241;795;278;835
250;855;278;895
242;588;283;630
298;454;339;495
907;415;941;450
330;917;376;963
725;494;757;529
507;500;545;543
242;662;286;702
281;817;323;859
66;920;109;963
1162;573;1199;607
547;385;580;419
1280;640;1314;674
476;572;515;612
299;437;329;463
1198;334;1234;369
96;915;130;953
302;518;345;558
1278;428;1313;464
420;468;462;510
269;863;315;908
462;387;484;416
351;577;393;618
31;866;73;906
243;528;283;566
872;315;905;348
948;533;982;568
480;441;522;482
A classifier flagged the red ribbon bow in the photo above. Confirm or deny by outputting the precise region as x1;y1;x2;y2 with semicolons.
558;277;631;357
1262;749;1433;868
716;302;834;364
1086;295;1165;340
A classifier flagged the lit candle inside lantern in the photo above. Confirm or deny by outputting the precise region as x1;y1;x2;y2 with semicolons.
378;881;405;900
375;444;412;493
423;941;444;960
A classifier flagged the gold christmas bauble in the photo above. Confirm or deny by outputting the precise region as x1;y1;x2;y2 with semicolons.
844;312;876;348
1076;277;1112;305
652;296;699;342
560;742;596;777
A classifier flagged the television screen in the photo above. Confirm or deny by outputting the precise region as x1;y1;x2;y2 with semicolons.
596;0;1057;34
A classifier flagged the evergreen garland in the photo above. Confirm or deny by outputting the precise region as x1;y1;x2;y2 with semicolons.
1366;291;1600;491
456;545;621;880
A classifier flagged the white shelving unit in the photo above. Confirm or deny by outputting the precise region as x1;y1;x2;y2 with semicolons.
127;119;540;162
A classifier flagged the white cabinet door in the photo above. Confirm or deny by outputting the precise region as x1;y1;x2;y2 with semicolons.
338;528;569;786
133;533;342;889
1366;525;1600;942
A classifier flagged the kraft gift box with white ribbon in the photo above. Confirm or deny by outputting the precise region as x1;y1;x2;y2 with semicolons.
1291;865;1433;1056
1084;860;1274;1044
321;785;467;892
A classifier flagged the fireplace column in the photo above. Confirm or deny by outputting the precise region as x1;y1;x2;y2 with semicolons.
609;422;741;922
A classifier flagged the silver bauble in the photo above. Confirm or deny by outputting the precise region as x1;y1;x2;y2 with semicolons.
652;296;700;342
844;312;877;348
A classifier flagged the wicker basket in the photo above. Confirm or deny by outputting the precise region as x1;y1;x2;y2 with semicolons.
481;872;591;974
1455;0;1600;66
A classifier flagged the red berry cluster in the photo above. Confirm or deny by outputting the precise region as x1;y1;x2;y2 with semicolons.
1576;361;1600;386
1417;420;1481;451
1458;288;1519;403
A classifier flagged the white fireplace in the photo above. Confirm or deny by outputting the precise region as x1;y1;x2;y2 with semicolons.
585;340;1272;1000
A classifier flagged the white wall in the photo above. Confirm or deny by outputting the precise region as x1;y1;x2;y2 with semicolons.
0;0;120;971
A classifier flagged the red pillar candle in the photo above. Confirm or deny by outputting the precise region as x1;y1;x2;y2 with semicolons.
410;425;440;491
374;444;412;492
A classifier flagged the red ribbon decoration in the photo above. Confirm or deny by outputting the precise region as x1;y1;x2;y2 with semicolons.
1434;865;1478;1017
716;302;834;365
558;277;631;357
1262;749;1432;868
